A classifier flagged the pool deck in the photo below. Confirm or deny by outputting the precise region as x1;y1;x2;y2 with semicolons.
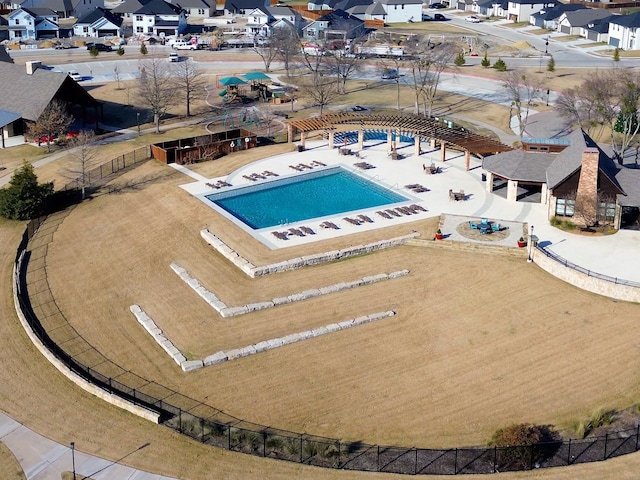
177;139;640;284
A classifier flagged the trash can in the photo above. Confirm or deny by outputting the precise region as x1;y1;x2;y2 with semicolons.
297;145;305;152
481;173;487;182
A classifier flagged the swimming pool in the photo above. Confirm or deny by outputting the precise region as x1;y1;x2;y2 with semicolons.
205;167;409;230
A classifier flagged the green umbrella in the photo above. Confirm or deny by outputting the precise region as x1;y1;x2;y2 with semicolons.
243;71;270;81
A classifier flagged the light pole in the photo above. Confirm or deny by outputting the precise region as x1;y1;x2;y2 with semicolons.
545;37;549;54
137;112;140;136
527;225;534;263
70;442;76;480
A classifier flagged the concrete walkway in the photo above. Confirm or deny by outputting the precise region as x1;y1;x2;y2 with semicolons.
0;411;176;480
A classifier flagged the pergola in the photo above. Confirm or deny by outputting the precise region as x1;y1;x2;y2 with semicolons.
287;113;513;170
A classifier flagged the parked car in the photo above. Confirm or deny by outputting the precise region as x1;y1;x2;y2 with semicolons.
433;13;446;21
351;105;369;112
465;15;481;22
168;52;180;62
429;2;446;8
86;43;113;52
68;70;83;81
422;13;433;21
381;68;399;80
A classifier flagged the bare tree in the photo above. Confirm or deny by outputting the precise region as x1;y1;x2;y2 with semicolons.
66;130;99;200
253;37;278;73
557;69;640;163
300;73;339;116
114;65;122;90
326;46;362;94
379;57;403;111
419;43;457;118
137;57;176;133
260;105;278;137
172;59;206;117
503;69;543;139
273;27;300;77
28;99;74;152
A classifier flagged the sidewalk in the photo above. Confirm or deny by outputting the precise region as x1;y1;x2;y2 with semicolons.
0;411;176;480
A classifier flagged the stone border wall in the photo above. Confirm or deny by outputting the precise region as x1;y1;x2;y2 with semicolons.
170;262;409;318
533;247;640;303
14;254;160;423
129;304;396;372
200;229;420;278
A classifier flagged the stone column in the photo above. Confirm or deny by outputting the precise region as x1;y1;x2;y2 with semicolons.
358;129;364;151
507;179;518;201
414;136;421;156
575;148;600;225
287;123;293;143
464;150;471;171
486;172;494;192
328;130;335;149
430;138;436;149
440;141;446;162
540;183;549;205
387;129;393;153
300;131;306;149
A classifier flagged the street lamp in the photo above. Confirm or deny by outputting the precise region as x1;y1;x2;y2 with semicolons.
137;112;140;136
70;442;76;480
545;37;549;54
527;225;534;263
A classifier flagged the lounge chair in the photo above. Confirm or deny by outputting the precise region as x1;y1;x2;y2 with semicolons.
289;165;303;171
491;223;501;232
377;211;392;219
344;217;362;225
386;209;401;217
357;214;374;223
289;228;305;236
243;175;257;181
300;226;315;235
410;204;427;212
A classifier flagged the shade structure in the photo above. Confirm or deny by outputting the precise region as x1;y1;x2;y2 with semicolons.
219;76;248;86
242;71;270;81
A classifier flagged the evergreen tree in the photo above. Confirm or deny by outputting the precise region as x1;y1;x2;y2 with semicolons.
0;162;54;220
454;51;465;67
481;52;490;68
117;45;125;56
492;58;507;72
547;55;555;73
140;42;148;55
613;47;620;62
89;46;98;57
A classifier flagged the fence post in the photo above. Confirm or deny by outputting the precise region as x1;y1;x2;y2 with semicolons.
178;408;182;433
228;425;231;451
108;377;112;393
338;441;341;469
604;433;608;460
567;439;571;465
263;431;266;457
414;447;418;475
377;445;380;472
300;436;303;463
493;446;497;473
530;444;534;469
133;388;136;405
454;448;458;474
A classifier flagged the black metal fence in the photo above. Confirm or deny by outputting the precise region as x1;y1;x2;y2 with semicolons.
11;164;640;474
536;245;640;288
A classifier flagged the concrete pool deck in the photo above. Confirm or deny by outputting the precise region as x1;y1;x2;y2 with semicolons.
176;139;640;284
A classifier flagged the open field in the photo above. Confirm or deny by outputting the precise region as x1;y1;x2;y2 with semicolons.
30;148;640;455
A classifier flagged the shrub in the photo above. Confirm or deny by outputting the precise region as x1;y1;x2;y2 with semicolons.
140;42;148;55
117;45;125;56
571;408;617;438
0;162;54;220
481;52;490;68
547;55;555;73
89;46;98;57
613;47;620;62
489;423;547;469
492;58;507;71
454;51;465;66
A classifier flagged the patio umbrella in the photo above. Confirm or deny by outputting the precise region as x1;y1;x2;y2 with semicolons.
242;71;270;81
219;76;248;86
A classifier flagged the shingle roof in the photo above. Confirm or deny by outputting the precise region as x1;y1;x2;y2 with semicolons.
174;0;210;8
0;63;96;121
135;0;182;14
0;48;13;64
531;3;585;21
379;0;422;4
365;2;386;14
616;167;640;206
584;14;613;33
608;11;640;28
19;0;72;13
512;0;556;5
561;8;611;28
483;149;556;182
76;6;123;26
335;0;369;11
224;0;266;11
265;5;295;15
19;6;58;17
546;129;622;191
0;109;21;129
111;0;153;14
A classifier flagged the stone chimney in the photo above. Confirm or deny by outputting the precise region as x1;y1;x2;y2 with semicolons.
25;61;41;75
574;148;600;225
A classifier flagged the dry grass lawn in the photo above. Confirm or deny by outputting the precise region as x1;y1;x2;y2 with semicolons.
34;154;640;454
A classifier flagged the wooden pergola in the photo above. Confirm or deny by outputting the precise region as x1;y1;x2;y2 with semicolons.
287;113;513;170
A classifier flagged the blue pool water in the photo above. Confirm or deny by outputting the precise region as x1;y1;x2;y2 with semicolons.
206;167;408;229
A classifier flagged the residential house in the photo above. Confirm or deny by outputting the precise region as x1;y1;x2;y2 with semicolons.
132;0;187;36
456;0;473;12
584;15;613;43
608;12;640;50
377;0;422;23
244;5;303;37
223;0;267;15
111;0;151;18
529;3;585;29
302;9;365;41
8;7;58;40
169;0;212;17
15;0;104;19
0;15;9;41
474;0;507;18
307;0;341;11
483;129;640;230
73;7;123;37
557;8;610;36
506;0;555;23
0;61;102;147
